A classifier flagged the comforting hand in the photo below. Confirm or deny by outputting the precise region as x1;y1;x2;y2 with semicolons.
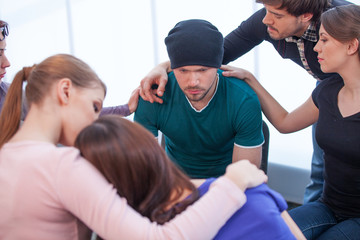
128;87;140;114
220;65;254;82
224;160;267;192
139;61;170;104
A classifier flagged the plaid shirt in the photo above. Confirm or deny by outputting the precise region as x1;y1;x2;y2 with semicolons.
285;22;320;80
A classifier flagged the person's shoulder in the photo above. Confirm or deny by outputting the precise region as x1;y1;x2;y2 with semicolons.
219;72;261;113
40;144;84;165
197;178;217;196
245;183;270;194
57;145;81;158
246;183;282;197
240;8;269;38
4;141;64;156
245;183;287;206
323;74;342;83
218;70;258;98
313;75;342;99
1;141;84;170
55;145;97;171
317;74;343;90
249;7;267;21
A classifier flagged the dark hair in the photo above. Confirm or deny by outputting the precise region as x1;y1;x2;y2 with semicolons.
75;115;200;225
0;20;9;40
256;0;330;22
0;20;8;29
165;19;224;69
0;54;106;148
321;5;360;58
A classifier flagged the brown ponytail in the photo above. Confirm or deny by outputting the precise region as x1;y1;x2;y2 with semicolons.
0;66;35;148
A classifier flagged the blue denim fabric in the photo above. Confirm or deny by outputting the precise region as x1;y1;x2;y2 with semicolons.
304;80;325;204
289;201;360;240
303;121;325;203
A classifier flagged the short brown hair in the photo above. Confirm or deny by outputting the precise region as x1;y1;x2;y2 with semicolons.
256;0;330;22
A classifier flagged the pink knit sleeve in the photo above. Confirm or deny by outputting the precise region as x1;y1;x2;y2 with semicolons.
56;149;247;240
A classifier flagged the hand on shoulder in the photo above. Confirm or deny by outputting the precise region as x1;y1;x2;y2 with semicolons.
224;159;267;192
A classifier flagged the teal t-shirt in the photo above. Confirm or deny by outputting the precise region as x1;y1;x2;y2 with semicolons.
134;70;263;178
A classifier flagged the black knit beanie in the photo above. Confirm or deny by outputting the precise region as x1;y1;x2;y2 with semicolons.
165;19;224;69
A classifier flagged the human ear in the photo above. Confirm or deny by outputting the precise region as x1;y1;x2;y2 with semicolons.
301;13;313;23
57;78;72;105
347;38;359;56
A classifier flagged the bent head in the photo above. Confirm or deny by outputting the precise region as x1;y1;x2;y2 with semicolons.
165;19;222;106
75;115;199;224
0;20;10;81
314;5;360;73
0;54;106;147
257;0;328;39
27;54;106;145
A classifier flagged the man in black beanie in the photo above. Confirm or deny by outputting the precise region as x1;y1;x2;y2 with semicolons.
135;19;264;178
138;0;353;204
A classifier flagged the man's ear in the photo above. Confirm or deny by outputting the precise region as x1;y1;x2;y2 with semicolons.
57;78;72;105
347;38;359;56
301;13;313;23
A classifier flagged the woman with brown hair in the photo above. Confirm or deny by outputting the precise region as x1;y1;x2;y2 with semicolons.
0;53;267;239
75;115;305;240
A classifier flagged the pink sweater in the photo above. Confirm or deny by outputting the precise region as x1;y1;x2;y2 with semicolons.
0;141;246;240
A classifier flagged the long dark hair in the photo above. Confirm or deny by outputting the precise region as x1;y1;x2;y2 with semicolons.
75;115;200;224
0;54;106;148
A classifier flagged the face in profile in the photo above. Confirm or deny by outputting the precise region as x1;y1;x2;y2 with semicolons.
314;25;350;73
0;29;10;81
60;86;105;146
262;4;310;40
